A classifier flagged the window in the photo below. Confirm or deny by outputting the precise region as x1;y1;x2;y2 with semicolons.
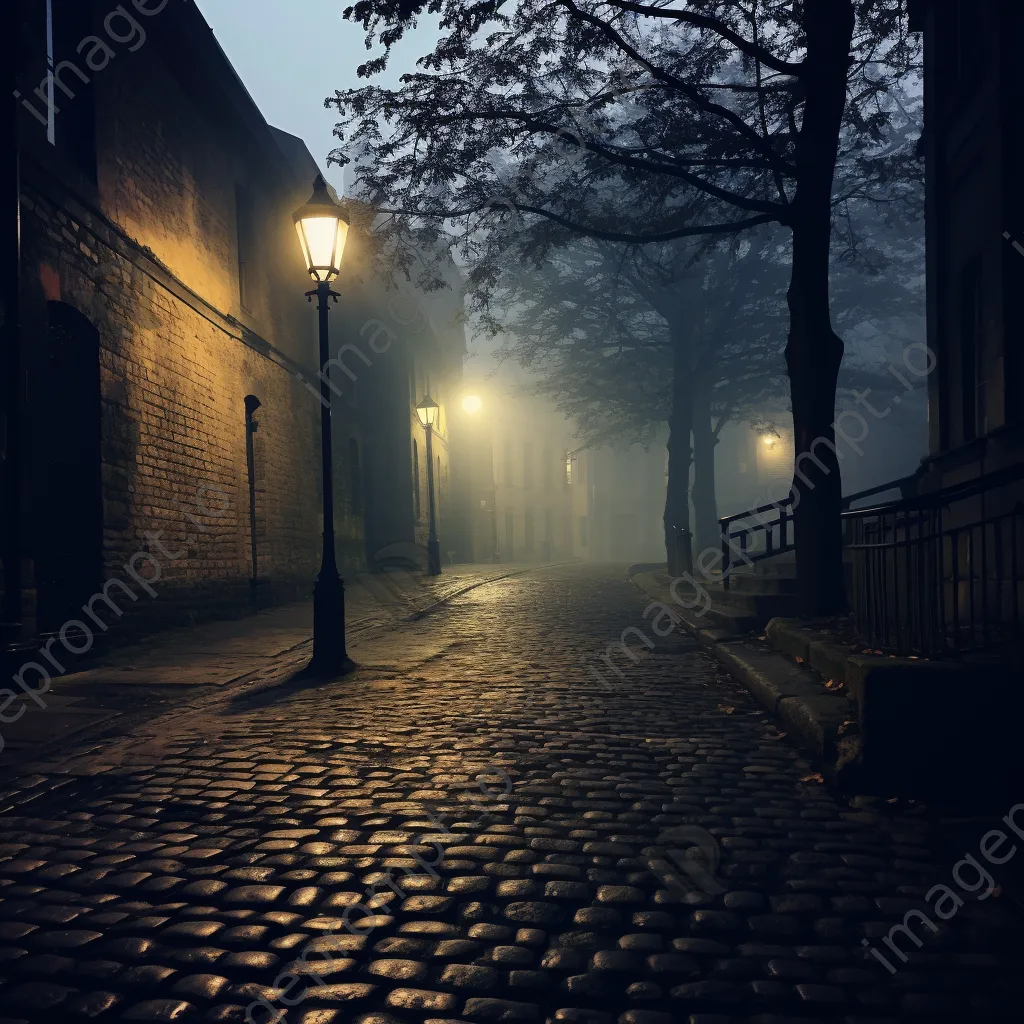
523;443;534;489
504;440;514;486
413;439;422;518
349;437;363;515
236;185;256;313
953;0;983;85
26;1;97;175
959;261;984;442
565;455;574;485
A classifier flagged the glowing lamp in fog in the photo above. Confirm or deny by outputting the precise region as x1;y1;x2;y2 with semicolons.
293;174;349;283
416;394;440;428
763;435;775;447
462;394;483;415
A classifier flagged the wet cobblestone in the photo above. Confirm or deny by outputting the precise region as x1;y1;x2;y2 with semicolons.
0;565;1020;1022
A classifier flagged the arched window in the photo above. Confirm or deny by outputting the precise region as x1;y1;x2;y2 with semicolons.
349;437;363;514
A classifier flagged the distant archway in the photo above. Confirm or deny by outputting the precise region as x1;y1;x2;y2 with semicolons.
34;302;103;632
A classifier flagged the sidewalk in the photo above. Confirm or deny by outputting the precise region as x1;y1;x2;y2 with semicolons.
0;563;545;771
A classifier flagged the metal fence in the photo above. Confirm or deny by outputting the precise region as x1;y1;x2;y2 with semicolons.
719;498;794;589
843;469;1024;658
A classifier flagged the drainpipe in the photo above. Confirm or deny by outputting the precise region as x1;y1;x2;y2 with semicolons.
1;68;23;642
244;395;261;599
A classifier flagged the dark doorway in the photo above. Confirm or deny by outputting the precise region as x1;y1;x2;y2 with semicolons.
34;302;103;631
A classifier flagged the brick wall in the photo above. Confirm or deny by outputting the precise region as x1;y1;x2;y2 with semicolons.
14;1;365;644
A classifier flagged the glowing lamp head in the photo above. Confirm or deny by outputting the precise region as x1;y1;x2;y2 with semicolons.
416;394;440;428
461;394;483;415
763;435;775;447
293;174;349;283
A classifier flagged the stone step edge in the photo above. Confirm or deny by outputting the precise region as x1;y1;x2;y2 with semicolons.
628;570;857;789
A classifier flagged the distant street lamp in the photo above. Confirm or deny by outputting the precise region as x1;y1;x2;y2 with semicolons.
415;394;442;576
294;174;350;672
461;394;483;415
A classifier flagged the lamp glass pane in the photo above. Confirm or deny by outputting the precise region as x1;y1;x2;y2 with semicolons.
334;219;350;268
300;214;342;280
294;220;313;276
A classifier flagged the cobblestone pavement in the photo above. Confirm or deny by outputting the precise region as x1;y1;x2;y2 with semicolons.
0;564;1020;1023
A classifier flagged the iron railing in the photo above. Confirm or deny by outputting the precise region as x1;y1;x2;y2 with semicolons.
718;474;920;586
719;498;794;588
843;467;1024;658
718;466;1024;658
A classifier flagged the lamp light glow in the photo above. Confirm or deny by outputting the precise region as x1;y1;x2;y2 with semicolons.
293;174;349;283
461;394;483;415
416;394;440;428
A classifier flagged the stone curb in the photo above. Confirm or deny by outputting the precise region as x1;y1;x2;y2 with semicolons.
628;569;855;787
631;570;1024;798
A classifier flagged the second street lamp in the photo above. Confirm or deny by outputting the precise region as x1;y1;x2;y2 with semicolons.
415;394;442;576
294;174;350;672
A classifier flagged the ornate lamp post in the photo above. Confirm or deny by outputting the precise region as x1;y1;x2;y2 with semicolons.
293;174;350;672
415;394;442;576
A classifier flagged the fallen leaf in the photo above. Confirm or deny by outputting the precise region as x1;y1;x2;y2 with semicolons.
717;704;736;714
800;773;824;784
794;655;804;664
770;732;788;741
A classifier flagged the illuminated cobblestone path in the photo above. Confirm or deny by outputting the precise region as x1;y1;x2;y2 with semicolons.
0;565;1019;1023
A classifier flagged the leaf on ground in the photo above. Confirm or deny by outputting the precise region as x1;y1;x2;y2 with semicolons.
794;655;804;663
838;719;856;736
717;704;736;714
824;678;844;691
769;732;788;741
800;772;824;784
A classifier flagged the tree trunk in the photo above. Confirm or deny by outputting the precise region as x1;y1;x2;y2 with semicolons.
691;381;719;559
785;0;855;616
663;322;693;575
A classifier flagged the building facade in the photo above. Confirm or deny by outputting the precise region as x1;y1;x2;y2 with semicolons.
4;0;463;648
912;0;1023;487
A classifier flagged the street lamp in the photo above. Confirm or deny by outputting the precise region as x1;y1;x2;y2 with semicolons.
415;394;442;576
294;174;350;672
461;394;483;415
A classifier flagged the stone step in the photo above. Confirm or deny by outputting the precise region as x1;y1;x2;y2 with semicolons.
702;586;800;632
726;573;799;596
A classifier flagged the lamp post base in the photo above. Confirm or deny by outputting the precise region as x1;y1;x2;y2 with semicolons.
311;570;347;672
427;538;442;576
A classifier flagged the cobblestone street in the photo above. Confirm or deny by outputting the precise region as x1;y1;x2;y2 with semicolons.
0;564;1019;1023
